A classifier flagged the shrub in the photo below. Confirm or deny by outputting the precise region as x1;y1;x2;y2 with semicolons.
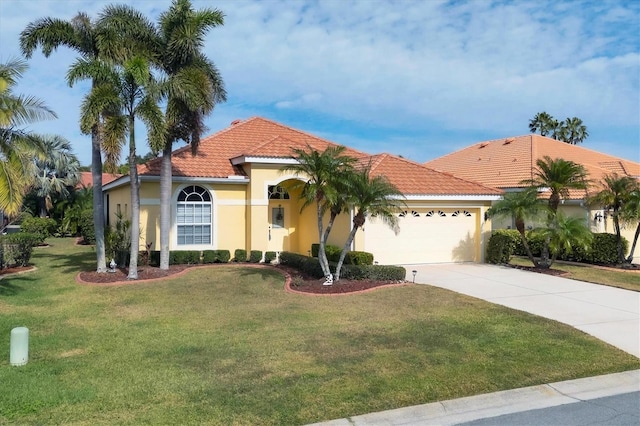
169;250;201;265
234;249;247;262
310;243;342;261
20;217;57;244
588;233;628;265
486;230;517;264
367;265;406;281
203;250;231;264
279;252;308;269
249;250;263;263
148;251;161;266
79;209;95;244
104;213;131;267
264;251;277;263
1;233;40;267
344;251;374;265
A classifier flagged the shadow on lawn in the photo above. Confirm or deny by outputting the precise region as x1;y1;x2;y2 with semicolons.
0;275;36;296
33;245;95;275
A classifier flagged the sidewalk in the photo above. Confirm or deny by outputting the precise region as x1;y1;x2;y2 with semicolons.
307;370;640;425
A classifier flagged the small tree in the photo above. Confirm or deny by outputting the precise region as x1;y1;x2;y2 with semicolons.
334;167;404;281
620;188;640;264
486;187;546;267
534;212;593;267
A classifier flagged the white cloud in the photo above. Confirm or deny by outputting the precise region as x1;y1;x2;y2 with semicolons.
1;0;638;164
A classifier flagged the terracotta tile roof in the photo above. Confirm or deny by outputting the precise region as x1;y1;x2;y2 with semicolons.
425;134;640;199
138;117;368;178
136;116;501;196
366;154;502;196
77;172;121;188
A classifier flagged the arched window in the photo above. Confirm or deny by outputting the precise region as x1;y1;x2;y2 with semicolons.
177;185;211;245
268;185;290;199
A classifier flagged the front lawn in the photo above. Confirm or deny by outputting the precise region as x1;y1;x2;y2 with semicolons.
1;238;638;425
509;256;640;292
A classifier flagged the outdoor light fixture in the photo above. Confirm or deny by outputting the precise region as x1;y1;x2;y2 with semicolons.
412;270;417;283
594;212;604;222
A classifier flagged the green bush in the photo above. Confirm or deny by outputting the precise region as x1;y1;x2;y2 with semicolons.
310;244;342;261
149;251;160;266
249;250;262;263
264;251;277;263
234;249;247;262
279;252;308;269
79;209;95;244
20;217;57;244
367;265;406;281
169;250;201;265
587;233;628;265
486;230;517;264
203;250;231;264
1;233;40;267
344;251;374;265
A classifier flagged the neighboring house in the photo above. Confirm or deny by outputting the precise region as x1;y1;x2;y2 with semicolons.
425;134;640;261
103;117;502;265
77;172;121;188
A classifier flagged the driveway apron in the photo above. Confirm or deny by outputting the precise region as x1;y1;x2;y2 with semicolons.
401;263;639;358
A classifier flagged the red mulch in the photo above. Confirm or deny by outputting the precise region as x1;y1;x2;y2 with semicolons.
78;264;194;284
507;265;570;277
0;265;35;276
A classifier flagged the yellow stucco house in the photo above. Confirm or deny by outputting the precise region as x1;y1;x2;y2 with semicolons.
103;117;502;265
425;135;640;262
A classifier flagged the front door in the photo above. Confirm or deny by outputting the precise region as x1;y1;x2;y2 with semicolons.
268;202;289;252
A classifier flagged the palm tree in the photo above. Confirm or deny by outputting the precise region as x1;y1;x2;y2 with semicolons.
529;112;555;137
588;174;638;264
0;59;56;216
156;0;226;270
524;156;589;267
561;117;588;145
486;187;546;267
31;135;80;217
21;12;115;272
281;145;357;282
621;188;640;264
334;167;404;281
535;212;593;267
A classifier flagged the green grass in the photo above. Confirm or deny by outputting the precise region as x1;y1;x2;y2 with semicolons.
509;256;640;292
1;239;638;425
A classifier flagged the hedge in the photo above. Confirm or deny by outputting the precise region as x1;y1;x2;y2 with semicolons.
79;209;95;244
279;251;405;281
486;230;518;264
249;250;263;263
169;250;201;265
234;249;247;262
20;217;57;244
203;250;231;264
0;233;40;268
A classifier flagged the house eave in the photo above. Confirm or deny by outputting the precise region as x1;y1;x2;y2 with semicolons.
399;194;503;201
230;156;298;165
103;175;249;191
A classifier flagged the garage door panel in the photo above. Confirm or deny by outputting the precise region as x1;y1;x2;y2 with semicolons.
364;209;477;264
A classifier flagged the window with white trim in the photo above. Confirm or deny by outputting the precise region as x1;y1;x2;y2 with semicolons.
177;185;212;245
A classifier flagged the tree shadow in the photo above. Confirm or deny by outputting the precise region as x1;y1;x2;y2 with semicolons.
33;248;96;275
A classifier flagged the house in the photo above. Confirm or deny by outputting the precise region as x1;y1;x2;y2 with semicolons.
103;117;502;265
425;134;640;261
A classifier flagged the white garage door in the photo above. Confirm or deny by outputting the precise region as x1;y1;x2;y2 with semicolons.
363;208;478;264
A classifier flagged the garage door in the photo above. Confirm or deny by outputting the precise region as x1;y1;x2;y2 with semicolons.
363;208;478;264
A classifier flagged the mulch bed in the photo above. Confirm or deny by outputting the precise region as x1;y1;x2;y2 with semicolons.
76;263;408;294
507;265;570;277
0;265;35;277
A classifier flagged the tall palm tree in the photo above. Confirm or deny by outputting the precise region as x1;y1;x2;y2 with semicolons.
588;174;637;264
486;187;546;267
21;13;114;272
70;54;164;279
561;117;588;145
281;145;357;281
334;167;404;281
621;188;640;264
156;0;226;269
523;156;589;267
0;59;56;216
529;112;555;137
31;135;80;217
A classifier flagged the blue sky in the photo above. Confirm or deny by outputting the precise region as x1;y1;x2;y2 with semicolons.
1;0;638;166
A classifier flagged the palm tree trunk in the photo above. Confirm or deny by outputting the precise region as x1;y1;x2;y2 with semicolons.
613;214;624;264
335;225;359;281
519;232;539;267
91;124;107;273
159;144;172;270
539;235;552;269
127;119;139;280
316;202;331;280
625;223;640;264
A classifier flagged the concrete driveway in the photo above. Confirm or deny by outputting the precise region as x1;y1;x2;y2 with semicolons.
401;263;639;358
